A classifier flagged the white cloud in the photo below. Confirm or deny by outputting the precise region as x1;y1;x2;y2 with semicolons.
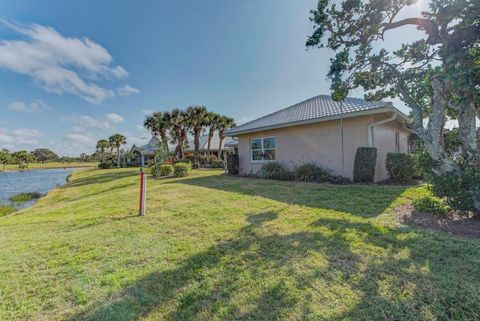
63;133;95;144
0;20;130;104
7;99;51;113
64;112;124;129
105;113;124;123
0;127;42;149
117;84;140;96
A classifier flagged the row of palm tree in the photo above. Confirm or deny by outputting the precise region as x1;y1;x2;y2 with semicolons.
144;106;236;164
96;134;127;168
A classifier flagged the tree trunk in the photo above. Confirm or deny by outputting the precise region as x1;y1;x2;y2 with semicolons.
117;148;120;168
218;132;224;160
194;129;200;166
206;128;214;160
457;98;478;157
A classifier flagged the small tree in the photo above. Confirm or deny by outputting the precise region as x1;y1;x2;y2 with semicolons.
96;139;110;162
216;116;236;160
144;111;171;154
185;106;209;166
0;151;11;171
12;151;30;169
31;148;58;163
206;112;220;160
108;134;127;168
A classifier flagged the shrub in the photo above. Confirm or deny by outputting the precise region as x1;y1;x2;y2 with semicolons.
294;162;330;182
226;154;239;175
427;159;480;213
258;162;292;180
173;162;192;177
413;196;449;216
151;164;173;177
210;160;225;169
9;192;42;203
173;158;192;164
98;160;115;169
353;147;377;183
0;203;16;217
386;153;416;181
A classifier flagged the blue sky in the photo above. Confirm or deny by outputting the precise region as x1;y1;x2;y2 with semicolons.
0;0;429;156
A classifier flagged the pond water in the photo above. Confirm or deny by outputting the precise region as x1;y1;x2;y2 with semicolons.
0;168;77;208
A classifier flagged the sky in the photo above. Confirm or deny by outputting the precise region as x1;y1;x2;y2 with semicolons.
0;0;430;156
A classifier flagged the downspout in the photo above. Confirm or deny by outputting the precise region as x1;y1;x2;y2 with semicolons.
367;112;397;147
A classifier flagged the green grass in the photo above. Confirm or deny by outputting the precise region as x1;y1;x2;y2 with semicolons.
9;192;42;203
0;203;16;217
0;168;479;321
1;162;97;171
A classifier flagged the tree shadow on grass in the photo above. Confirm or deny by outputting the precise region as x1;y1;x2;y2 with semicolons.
66;170;138;188
69;212;480;321
165;174;409;218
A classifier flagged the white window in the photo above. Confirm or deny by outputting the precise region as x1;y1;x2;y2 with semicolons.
395;131;400;153
251;137;276;162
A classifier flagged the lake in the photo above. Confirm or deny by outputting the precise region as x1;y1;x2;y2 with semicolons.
0;168;77;207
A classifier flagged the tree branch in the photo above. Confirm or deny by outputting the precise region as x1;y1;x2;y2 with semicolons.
382;18;440;44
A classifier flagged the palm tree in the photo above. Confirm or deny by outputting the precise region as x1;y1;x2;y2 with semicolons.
96;139;110;162
143;111;171;154
185;106;209;165
169;109;188;160
216;116;236;160
205;112;220;160
108;134;127;168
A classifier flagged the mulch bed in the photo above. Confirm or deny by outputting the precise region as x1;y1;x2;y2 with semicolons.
396;204;480;239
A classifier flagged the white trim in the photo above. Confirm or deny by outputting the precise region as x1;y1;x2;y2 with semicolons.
250;136;276;163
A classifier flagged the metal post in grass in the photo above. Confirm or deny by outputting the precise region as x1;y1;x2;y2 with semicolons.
139;153;146;216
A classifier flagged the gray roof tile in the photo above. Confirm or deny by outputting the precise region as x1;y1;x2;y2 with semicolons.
226;95;393;135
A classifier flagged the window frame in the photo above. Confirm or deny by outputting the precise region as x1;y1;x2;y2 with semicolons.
250;136;276;163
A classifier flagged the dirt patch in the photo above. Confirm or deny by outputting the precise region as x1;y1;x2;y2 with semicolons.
396;204;480;239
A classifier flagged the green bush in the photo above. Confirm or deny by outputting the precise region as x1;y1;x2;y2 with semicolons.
0;203;16;217
258;162;292;180
9;192;42;203
226;154;239;175
173;162;192;177
353;147;377;183
151;164;174;177
210;160;225;169
294;162;330;182
98;159;115;169
386;153;416;181
413;196;449;216
427;160;480;213
173;158;192;164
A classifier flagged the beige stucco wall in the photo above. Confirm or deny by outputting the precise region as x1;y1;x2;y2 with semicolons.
235;113;410;182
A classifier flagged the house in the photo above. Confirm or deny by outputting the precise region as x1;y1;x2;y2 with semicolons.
225;95;411;182
129;136;162;166
183;130;237;159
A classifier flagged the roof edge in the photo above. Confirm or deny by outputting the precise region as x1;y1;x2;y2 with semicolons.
226;105;411;136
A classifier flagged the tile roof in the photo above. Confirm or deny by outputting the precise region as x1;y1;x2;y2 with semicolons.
226;95;394;136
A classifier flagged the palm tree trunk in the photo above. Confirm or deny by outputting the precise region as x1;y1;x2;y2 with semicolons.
218;132;224;160
117;148;120;168
206;128;214;160
194;129;201;165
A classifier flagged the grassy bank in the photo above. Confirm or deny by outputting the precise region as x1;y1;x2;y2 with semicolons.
0;169;478;320
1;162;97;171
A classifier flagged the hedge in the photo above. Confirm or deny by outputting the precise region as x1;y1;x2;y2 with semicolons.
385;153;416;181
226;154;239;175
152;164;174;177
173;162;192;177
353;147;377;183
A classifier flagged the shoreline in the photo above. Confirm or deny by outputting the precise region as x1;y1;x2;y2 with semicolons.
0;163;96;173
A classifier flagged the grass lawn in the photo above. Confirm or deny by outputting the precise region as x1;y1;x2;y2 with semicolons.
1;162;97;171
0;168;479;321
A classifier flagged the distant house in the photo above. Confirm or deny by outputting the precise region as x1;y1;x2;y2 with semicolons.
183;130;237;159
129;136;162;166
225;95;411;182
